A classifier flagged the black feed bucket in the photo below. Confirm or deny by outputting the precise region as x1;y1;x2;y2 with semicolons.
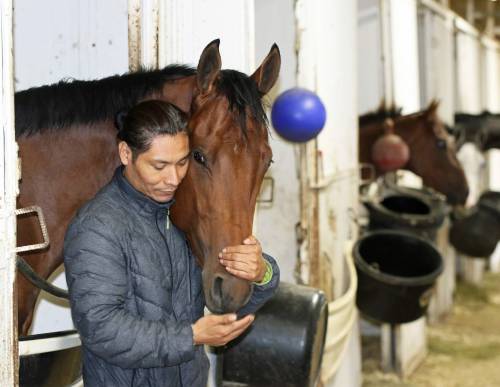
20;330;82;387
449;190;500;257
363;186;447;241
223;282;328;387
354;230;443;324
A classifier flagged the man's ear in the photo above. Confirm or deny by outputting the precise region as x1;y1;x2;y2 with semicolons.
118;141;132;166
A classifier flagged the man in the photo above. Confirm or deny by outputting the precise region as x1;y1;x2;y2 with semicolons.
64;100;279;386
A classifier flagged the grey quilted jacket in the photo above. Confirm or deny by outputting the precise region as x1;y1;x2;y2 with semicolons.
64;167;280;387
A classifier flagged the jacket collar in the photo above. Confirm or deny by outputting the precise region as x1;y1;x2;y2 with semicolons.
113;166;175;214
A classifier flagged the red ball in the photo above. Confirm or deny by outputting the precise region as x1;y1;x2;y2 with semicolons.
372;133;410;172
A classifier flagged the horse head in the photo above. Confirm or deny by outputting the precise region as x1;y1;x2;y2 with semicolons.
402;101;469;205
171;40;280;313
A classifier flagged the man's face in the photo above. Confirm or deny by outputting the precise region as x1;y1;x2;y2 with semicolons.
119;133;190;203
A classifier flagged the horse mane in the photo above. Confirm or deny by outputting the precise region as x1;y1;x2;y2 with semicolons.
217;69;268;138
359;103;403;127
15;65;267;139
15;65;196;138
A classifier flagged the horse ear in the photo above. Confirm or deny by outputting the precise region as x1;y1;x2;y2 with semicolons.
197;39;222;94
426;100;440;121
251;44;281;95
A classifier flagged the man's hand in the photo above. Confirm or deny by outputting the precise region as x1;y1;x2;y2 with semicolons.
192;314;254;346
219;235;267;282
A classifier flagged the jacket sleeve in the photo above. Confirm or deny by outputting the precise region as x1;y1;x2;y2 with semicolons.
64;215;195;369
236;253;280;317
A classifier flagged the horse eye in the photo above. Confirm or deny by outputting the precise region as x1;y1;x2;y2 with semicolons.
193;150;207;165
268;159;274;168
436;139;447;150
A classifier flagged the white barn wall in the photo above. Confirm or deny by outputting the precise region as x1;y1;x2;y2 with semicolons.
14;0;129;334
481;37;500;272
161;0;254;72
417;1;455;124
455;20;485;207
254;0;298;284
358;0;384;114
296;1;361;385
1;0;19;382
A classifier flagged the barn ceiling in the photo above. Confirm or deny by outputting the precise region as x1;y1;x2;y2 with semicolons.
449;0;500;38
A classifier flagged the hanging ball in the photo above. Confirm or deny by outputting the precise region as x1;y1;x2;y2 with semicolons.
371;119;410;172
271;88;327;142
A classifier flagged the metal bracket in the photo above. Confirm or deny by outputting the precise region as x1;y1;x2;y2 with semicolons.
257;176;275;203
15;206;50;253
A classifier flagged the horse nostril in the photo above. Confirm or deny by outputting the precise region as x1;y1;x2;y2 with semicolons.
213;276;224;307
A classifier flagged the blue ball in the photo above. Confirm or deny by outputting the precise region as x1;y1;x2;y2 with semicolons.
271;88;327;142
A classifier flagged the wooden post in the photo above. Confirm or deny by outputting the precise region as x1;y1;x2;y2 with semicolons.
428;218;456;323
0;0;19;384
128;0;160;71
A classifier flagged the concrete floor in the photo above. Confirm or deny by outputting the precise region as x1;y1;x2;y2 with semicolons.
362;270;500;387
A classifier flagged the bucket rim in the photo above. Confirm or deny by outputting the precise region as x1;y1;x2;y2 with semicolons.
353;230;444;286
363;194;446;227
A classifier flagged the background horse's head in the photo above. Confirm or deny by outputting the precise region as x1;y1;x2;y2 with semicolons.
171;40;281;313
398;102;469;205
359;101;469;205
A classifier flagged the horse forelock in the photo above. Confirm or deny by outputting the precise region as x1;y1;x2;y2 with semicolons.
359;104;403;127
14;65;196;139
215;69;269;140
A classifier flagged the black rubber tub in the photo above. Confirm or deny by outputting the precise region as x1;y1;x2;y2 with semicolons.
354;230;443;324
363;185;447;241
223;282;328;387
19;330;82;387
449;190;500;257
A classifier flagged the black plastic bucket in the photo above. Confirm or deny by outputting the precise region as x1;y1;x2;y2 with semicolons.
363;185;447;241
223;282;328;387
354;230;443;324
19;330;82;387
450;190;500;257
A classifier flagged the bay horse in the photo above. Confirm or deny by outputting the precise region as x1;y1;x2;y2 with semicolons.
359;101;469;205
454;111;500;151
15;39;281;335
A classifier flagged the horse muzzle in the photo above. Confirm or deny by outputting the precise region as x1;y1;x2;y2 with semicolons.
203;270;252;314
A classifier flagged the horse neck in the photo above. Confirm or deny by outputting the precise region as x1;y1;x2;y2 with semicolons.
17;123;120;279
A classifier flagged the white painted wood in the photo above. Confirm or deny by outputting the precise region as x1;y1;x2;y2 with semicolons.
454;16;487;286
296;1;361;386
358;0;385;114
19;332;80;357
128;0;160;71
460;255;486;284
14;0;129;91
417;0;455;124
428;218;455;323
389;0;420;114
455;19;482;114
0;0;18;384
490;243;500;273
394;317;427;377
254;0;298;284
480;36;500;112
161;0;255;73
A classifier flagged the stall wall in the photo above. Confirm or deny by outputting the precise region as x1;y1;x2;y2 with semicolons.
358;0;384;114
455;20;485;206
297;1;361;385
14;0;129;334
481;38;500;192
418;3;455;124
254;0;299;284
